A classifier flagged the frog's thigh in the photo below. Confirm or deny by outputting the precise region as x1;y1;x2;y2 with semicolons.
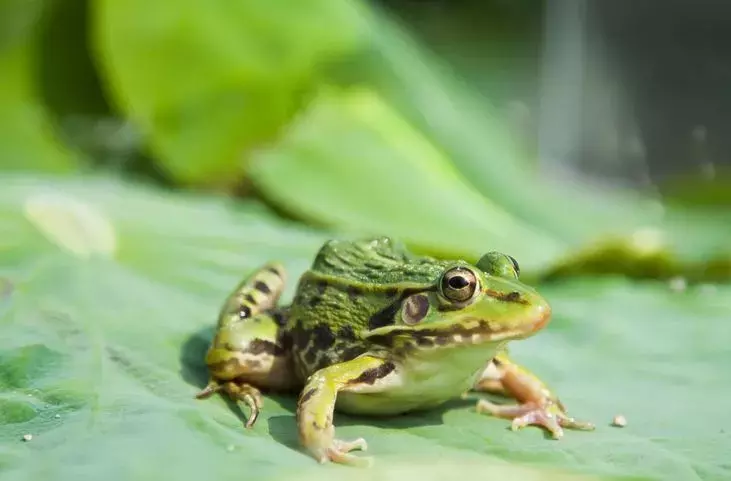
297;355;398;466
204;309;296;387
217;262;288;328
198;311;296;428
473;352;552;403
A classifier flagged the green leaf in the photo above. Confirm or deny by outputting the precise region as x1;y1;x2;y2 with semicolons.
248;87;566;274
92;0;370;186
360;13;658;245
0;5;80;174
1;173;727;481
247;11;731;280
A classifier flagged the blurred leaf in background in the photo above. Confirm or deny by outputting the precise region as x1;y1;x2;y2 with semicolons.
3;0;726;280
248;86;565;272
0;0;80;174
93;0;370;187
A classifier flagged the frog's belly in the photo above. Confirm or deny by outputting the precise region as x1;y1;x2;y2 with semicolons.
335;369;479;416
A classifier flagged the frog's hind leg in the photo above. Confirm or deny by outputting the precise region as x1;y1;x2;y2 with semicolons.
197;263;298;428
471;351;594;439
216;262;287;328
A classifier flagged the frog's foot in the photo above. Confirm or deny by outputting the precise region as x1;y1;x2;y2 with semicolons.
315;436;371;467
319;438;373;467
476;399;594;439
196;379;263;428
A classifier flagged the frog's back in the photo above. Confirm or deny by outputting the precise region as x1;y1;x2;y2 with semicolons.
285;237;449;379
309;237;446;286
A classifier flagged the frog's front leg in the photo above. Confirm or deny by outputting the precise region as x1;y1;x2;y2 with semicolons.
297;355;395;467
472;352;594;439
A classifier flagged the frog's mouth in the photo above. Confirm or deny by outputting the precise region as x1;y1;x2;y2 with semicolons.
365;305;551;349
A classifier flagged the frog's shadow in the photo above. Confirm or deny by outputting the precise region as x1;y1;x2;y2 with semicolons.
179;325;215;391
178;327;543;454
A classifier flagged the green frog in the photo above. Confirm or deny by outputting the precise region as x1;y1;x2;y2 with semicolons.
196;237;593;466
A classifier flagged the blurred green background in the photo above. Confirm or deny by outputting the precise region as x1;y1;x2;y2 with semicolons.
1;1;730;480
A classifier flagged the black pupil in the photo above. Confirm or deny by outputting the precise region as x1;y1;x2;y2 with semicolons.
448;275;470;289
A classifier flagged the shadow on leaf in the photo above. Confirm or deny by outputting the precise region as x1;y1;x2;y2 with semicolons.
179;326;215;390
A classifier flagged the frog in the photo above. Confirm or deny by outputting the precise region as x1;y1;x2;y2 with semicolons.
196;237;593;466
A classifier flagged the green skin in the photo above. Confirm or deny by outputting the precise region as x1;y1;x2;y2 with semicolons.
196;237;594;466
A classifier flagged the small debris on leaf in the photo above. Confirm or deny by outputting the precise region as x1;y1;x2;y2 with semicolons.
22;434;33;442
611;415;627;427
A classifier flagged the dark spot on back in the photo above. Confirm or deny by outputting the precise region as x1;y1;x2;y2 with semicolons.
384;287;399;298
267;266;281;277
368;298;404;330
244;293;256;305
347;361;396;385
254;281;271;295
312;324;336;350
316;280;328;295
492;356;503;367
338;325;357;341
346;285;362;301
239;305;252;319
308;295;321;308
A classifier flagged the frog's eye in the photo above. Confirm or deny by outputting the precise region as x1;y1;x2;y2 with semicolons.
440;267;478;303
507;255;520;277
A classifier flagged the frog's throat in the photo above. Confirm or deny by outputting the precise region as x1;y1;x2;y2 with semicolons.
364;310;550;349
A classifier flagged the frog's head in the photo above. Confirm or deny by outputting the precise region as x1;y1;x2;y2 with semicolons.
365;252;550;352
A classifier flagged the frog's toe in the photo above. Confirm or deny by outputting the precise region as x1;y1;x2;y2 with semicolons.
241;392;262;428
555;413;595;431
477;399;563;438
195;380;222;399
476;399;593;439
216;381;264;428
324;438;372;467
510;408;564;439
334;437;368;453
